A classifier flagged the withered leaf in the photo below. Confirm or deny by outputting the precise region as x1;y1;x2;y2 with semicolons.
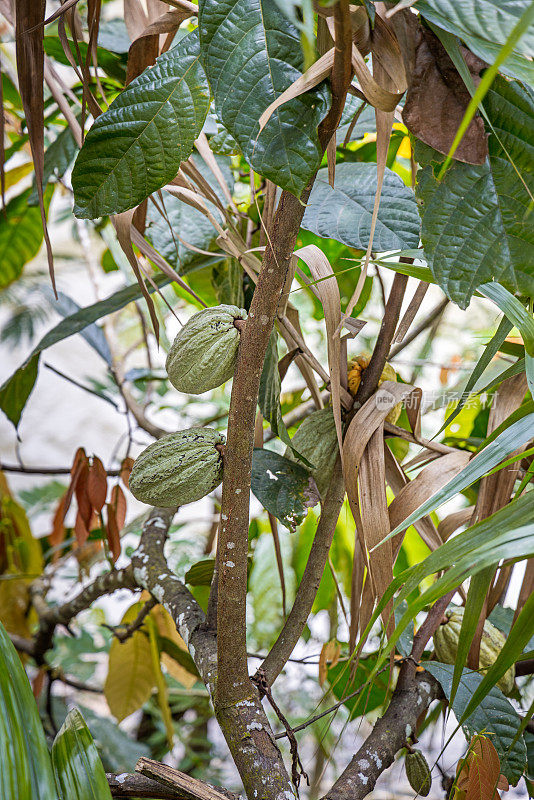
403;27;488;165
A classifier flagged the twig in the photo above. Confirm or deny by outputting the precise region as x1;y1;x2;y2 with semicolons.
389;297;449;359
0;462;120;476
274;663;392;740
261;456;345;686
252;669;309;791
43;362;119;409
353;272;409;407
105;597;157;642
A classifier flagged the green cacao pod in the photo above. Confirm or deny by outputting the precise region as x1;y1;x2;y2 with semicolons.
129;428;225;507
284;407;339;497
433;611;515;695
166;304;247;394
405;750;432;796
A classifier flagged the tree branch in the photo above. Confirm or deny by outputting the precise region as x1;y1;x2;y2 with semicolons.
323;670;443;800
131;508;296;800
260;455;345;686
354;272;409;407
107;772;190;799
31;566;137;664
135;758;238;800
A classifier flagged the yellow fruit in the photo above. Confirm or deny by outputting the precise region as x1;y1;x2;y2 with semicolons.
347;355;401;424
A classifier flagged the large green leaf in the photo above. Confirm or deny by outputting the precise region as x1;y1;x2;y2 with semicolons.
251;448;319;530
423;662;526;785
198;0;330;196
146;153;233;272
0;186;54;289
73;31;210;218
0;256;219;429
415;0;534;82
51;709;112;800
302;163;421;252
0;621;57;800
417;77;534;308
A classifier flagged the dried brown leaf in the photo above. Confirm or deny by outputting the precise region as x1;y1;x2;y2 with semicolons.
110;484;127;531
403;27;488;164
106;503;121;563
15;0;55;291
88;456;108;513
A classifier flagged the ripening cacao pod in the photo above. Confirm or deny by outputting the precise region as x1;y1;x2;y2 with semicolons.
129;428;225;507
284;407;339;497
166;304;247;394
347;355;402;424
405;750;432;796
433;611;515;695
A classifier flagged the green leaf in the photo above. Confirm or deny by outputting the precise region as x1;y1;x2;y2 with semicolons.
302;163;421;252
0;186;54;289
51;708;112;800
146;153;233;272
417;77;534;308
198;0;330;196
184;559;215;586
385;413;534;541
423;662;526;785
43;36;126;83
73;30;210;218
251;448;319;530
327;655;389;719
0;621;57;800
449;569;494;708
158;636;200;678
71;704;150;774
0;354;39;430
415;0;534;82
489;606;534;653
29;123;79;205
0;257;218;429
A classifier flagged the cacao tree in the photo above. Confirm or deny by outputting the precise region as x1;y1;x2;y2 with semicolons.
0;1;533;799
